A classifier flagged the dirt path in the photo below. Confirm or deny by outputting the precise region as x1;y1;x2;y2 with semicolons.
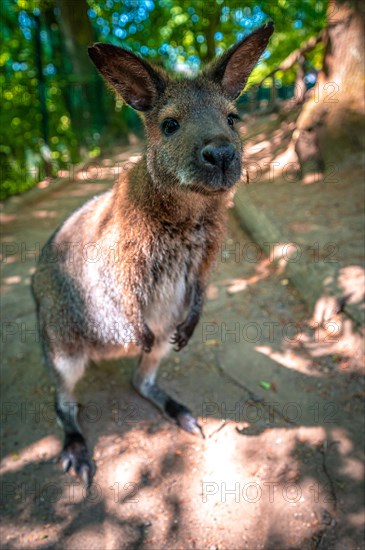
1;148;364;549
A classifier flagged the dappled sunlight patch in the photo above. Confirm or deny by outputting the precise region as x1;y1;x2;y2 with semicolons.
36;179;51;189
32;210;57;219
302;172;325;185
269;242;302;266
289;221;319;233
0;435;60;475
64;183;109;196
247;139;271;154
255;344;313;374
61;525;108;549
269;142;298;168
0;423;332;549
92;434;130;465
113;149;142;163
310;294;339;325
0;213;17;224
0;255;17;264
347;510;365;528
203;420;244;480
57;169;72;178
225;278;250;294
188;423;266;547
329;428;353;455
2;274;31;287
245;131;266;144
205;283;219;300
338;457;364;482
215;255;279;296
101;158;116;166
128;154;142;163
189;425;331;548
105;446;146;489
304;315;363;370
3;275;22;285
295;426;327;447
338;265;365;305
71;153;143;184
296;263;365;370
93;432;192;546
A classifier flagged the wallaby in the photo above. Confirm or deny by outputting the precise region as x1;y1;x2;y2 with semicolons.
32;22;274;486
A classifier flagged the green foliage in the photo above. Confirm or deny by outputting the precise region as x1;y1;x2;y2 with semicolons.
1;0;89;199
1;0;328;200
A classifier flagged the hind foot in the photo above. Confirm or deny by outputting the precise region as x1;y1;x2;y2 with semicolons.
60;432;94;488
165;398;205;438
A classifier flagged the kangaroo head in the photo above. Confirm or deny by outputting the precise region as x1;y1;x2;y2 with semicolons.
88;22;274;195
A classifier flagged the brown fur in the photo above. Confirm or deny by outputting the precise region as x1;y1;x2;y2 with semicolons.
31;22;274;486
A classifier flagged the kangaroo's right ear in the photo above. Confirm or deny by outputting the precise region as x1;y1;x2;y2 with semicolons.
88;43;167;111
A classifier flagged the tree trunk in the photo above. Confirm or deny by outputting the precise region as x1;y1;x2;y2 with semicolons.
57;0;95;79
322;0;364;104
56;0;102;148
293;0;365;179
204;5;221;62
293;55;306;105
33;14;52;177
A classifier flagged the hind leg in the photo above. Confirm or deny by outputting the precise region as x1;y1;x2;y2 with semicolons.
133;341;204;437
42;341;94;486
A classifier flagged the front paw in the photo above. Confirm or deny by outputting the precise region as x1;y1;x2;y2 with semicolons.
170;321;193;351
141;323;155;353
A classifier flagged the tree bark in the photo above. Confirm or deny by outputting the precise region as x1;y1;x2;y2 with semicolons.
293;0;365;179
56;0;102;147
322;0;364;104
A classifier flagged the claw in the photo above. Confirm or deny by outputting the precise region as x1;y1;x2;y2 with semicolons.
170;331;188;351
80;463;93;489
165;398;205;438
61;455;72;473
60;433;94;488
177;412;205;438
141;323;155;353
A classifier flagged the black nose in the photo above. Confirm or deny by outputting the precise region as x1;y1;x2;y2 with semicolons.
201;143;235;171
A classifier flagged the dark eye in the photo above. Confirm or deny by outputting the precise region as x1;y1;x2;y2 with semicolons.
162;118;180;136
227;113;239;127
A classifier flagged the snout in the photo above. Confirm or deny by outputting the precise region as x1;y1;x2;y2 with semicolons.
196;140;241;192
201;143;236;173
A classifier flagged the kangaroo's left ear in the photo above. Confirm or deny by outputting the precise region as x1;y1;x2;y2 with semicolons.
205;21;274;100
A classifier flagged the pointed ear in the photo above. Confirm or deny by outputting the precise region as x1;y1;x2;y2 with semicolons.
205;22;274;100
88;43;167;111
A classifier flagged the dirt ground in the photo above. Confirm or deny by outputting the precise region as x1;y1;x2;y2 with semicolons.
234;111;365;327
1;138;364;549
